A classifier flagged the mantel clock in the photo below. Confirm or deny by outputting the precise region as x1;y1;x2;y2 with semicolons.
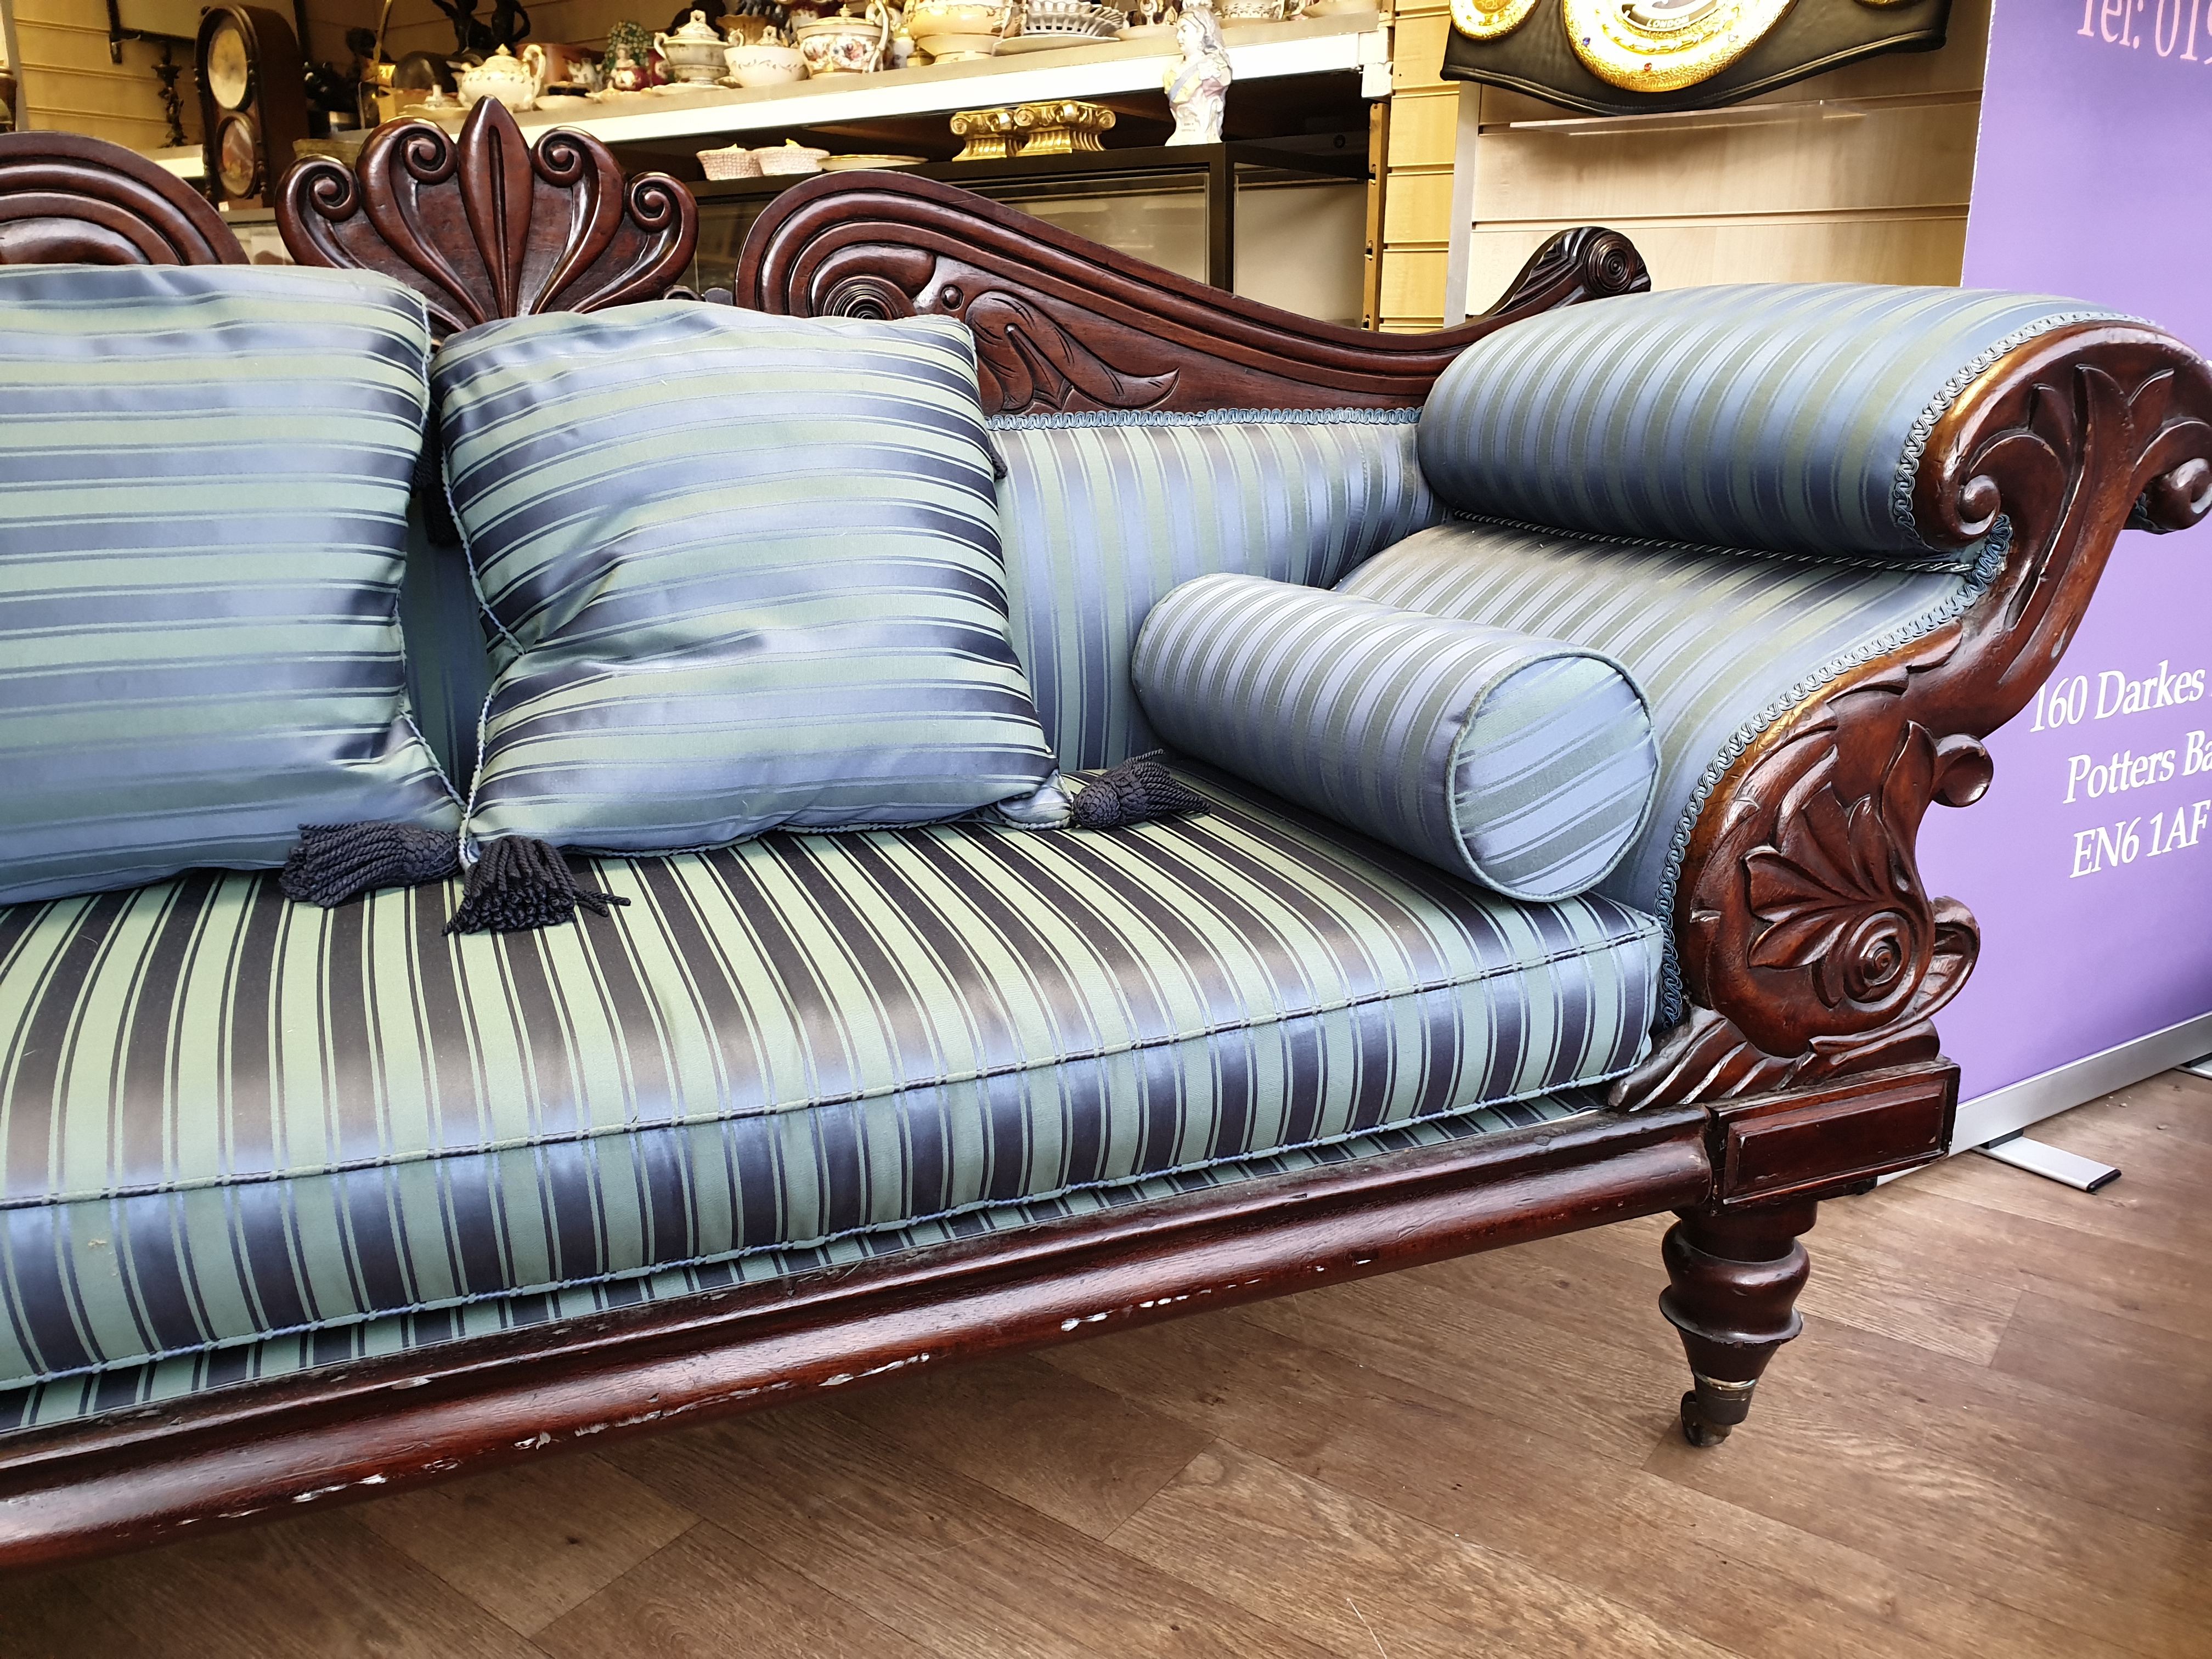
196;4;308;210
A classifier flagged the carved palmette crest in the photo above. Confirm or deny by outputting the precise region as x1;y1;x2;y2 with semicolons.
276;98;696;339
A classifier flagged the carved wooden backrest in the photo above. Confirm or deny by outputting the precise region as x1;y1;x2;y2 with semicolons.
276;98;698;341
0;132;245;268
735;171;1649;414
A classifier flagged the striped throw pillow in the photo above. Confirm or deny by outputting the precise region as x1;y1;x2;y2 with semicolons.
433;303;1058;852
0;264;460;906
1133;574;1658;901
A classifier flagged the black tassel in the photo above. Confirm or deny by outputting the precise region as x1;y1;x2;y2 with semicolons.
1070;754;1207;830
445;836;630;935
280;821;461;907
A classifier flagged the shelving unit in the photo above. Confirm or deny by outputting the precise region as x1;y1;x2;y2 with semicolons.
182;10;1391;325
487;13;1387;149
689;141;1368;320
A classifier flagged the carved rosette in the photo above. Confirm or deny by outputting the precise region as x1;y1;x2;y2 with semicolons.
1616;326;2212;1110
737;173;1649;415
276;98;697;339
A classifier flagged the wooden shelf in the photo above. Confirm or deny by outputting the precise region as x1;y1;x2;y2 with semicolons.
475;13;1385;148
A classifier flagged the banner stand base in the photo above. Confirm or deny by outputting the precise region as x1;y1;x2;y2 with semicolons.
1973;1132;2121;1193
1944;1009;2212;1157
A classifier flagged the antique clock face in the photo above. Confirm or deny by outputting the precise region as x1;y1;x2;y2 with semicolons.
1560;0;1798;92
205;19;253;110
197;6;307;208
216;113;260;197
1449;0;1539;40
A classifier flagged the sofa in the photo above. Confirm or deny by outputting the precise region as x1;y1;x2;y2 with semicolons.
0;107;2207;1571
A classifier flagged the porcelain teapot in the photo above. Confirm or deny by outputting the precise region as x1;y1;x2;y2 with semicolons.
656;9;732;81
455;45;544;110
793;0;893;74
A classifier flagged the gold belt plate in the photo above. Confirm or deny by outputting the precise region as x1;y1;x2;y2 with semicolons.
1449;0;1540;41
1560;0;1797;92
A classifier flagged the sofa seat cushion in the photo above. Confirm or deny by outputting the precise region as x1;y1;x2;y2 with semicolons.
0;1093;1595;1432
0;765;1660;1392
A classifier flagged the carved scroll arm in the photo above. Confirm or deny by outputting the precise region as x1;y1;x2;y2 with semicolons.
1615;324;2212;1112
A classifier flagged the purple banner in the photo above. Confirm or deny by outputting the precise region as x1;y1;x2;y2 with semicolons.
1917;0;2212;1104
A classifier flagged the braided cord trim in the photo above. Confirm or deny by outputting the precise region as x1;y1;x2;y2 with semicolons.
989;406;1422;431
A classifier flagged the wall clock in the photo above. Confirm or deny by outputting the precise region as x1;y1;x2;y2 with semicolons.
195;5;308;210
1441;0;1954;116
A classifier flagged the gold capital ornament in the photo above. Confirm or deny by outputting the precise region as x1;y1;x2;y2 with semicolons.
1559;0;1797;93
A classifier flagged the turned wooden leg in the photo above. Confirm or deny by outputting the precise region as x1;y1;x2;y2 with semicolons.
1659;1199;1817;1447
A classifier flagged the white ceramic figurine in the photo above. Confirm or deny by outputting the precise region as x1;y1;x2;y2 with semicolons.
1164;0;1231;145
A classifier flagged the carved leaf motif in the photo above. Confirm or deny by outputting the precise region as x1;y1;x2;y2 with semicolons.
963;291;1178;413
1745;726;1937;1011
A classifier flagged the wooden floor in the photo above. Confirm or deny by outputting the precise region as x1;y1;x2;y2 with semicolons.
4;1076;2208;1659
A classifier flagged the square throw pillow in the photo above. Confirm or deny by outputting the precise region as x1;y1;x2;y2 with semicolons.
0;264;459;907
433;302;1059;853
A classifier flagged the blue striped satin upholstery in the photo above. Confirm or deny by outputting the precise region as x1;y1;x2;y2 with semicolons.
0;1086;1594;1431
0;264;459;905
1134;575;1657;901
435;303;1058;850
1338;518;2004;1018
992;410;1445;769
397;502;493;792
0;765;1658;1392
1418;285;2128;562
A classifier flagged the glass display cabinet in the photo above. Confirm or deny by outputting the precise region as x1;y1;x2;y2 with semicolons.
690;141;1369;326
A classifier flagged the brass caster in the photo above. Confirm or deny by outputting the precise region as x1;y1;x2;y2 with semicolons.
1680;1389;1733;1447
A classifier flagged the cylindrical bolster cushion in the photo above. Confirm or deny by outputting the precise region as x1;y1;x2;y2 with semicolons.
1132;574;1658;901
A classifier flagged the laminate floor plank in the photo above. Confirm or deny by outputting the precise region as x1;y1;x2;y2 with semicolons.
1509;1219;2212;1537
1240;1265;1682;1466
534;1520;938;1659
1990;1290;2212;1432
10;1510;546;1659
823;1350;1216;1539
1816;1181;2212;1344
1413;1207;2023;1369
1916;1098;2212;1257
1107;1441;1742;1659
352;1448;700;1636
1647;1331;2212;1659
2089;1071;2212;1144
0;1568;138;1655
1047;1308;2123;1659
607;1398;1331;1659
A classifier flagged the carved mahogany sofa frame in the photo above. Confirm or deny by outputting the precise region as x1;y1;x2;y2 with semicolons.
1;106;2207;1571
